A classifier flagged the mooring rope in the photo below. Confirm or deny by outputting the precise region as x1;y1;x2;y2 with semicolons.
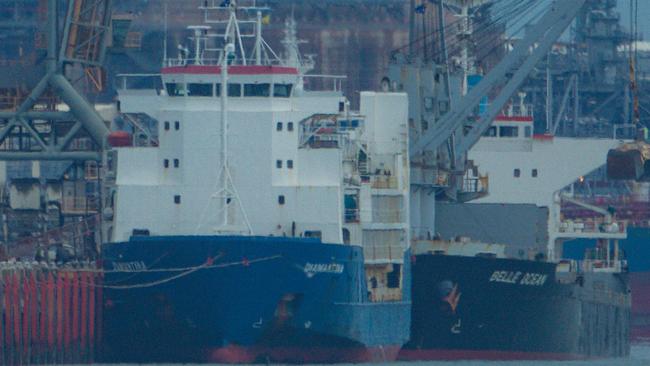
0;254;283;290
81;254;283;290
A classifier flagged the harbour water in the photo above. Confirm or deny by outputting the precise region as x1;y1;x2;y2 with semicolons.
392;344;650;366
91;344;650;366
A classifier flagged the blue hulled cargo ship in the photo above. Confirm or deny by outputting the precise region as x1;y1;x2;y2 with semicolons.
99;1;412;362
102;236;410;363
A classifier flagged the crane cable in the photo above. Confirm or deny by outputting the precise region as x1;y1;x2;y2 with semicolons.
630;0;640;126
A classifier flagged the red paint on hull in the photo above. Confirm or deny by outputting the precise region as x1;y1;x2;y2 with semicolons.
631;271;650;315
631;325;650;342
398;349;588;361
630;271;650;343
207;344;401;364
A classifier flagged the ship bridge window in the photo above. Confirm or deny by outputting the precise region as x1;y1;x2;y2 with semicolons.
188;83;213;97
228;84;242;97
165;83;186;97
273;84;293;98
499;126;519;138
244;83;271;97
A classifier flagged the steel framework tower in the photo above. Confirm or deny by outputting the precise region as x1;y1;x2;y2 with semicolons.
0;0;110;162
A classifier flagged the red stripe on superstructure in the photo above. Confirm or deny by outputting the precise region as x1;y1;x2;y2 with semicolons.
161;65;299;75
398;349;588;361
533;133;554;140
495;115;534;122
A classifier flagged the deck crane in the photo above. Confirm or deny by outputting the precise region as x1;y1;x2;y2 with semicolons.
393;0;587;240
0;0;111;162
409;0;587;160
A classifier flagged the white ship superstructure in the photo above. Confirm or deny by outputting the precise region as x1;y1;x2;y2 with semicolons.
104;0;410;299
466;101;627;259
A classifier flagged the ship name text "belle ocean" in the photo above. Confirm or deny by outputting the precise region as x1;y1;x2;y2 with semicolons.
489;271;548;286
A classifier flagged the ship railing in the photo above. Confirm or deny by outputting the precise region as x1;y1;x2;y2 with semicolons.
7;214;101;259
614;123;638;140
556;122;637;140
62;196;100;214
299;114;364;148
580;259;626;273
558;219;626;234
462;175;489;194
85;161;99;180
165;58;286;67
370;175;399;189
503;103;534;118
115;73;163;92
162;59;344;89
363;243;406;265
302;74;347;92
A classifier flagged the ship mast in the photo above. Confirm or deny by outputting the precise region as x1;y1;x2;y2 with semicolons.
196;0;257;234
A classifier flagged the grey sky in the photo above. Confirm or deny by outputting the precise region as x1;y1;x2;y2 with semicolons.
618;0;649;40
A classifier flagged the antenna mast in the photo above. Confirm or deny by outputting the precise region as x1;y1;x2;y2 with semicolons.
163;0;168;65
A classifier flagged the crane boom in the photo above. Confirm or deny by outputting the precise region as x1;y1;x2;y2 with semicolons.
409;0;587;159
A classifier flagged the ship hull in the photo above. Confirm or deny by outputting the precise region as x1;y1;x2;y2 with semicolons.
100;235;410;363
399;254;630;361
565;227;650;343
630;270;650;341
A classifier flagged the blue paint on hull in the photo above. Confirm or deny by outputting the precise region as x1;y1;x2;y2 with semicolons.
100;235;410;363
